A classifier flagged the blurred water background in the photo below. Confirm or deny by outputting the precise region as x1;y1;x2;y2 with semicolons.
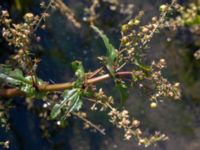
0;0;200;150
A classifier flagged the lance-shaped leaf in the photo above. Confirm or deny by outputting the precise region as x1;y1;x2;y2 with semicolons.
50;88;83;119
92;26;129;103
91;25;118;75
0;65;30;86
50;104;61;120
0;65;45;98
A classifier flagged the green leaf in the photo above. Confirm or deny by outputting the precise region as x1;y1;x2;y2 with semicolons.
62;88;82;113
9;69;28;83
71;61;85;87
91;26;129;103
50;104;61;120
0;66;30;86
134;60;151;71
0;65;45;98
71;61;85;79
18;76;45;98
50;88;83;119
91;25;118;75
134;55;151;71
115;80;128;105
0;73;19;86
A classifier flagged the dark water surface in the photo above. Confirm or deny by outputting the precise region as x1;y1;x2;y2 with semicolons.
0;0;200;150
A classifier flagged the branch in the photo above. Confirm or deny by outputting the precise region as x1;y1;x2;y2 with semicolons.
0;71;132;98
55;0;81;28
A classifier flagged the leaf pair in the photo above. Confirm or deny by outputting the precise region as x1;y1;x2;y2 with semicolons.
91;25;118;76
0;65;30;86
91;25;128;104
0;65;45;98
50;61;85;120
50;88;82;119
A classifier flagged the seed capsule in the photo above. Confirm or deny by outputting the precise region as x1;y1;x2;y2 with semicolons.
24;13;34;22
128;19;140;26
150;102;157;108
132;120;140;128
160;4;168;12
121;24;129;33
121;36;129;45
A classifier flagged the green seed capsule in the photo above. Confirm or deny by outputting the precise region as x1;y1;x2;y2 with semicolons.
121;24;129;33
150;102;157;108
159;5;168;12
121;36;129;45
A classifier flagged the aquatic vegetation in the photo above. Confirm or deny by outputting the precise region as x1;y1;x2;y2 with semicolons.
3;0;200;149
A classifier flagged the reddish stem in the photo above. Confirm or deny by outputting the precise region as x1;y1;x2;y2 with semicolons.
0;71;132;98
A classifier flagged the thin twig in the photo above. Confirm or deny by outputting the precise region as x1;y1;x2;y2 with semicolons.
55;0;81;28
117;0;177;72
34;0;53;31
83;97;113;110
72;112;106;135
